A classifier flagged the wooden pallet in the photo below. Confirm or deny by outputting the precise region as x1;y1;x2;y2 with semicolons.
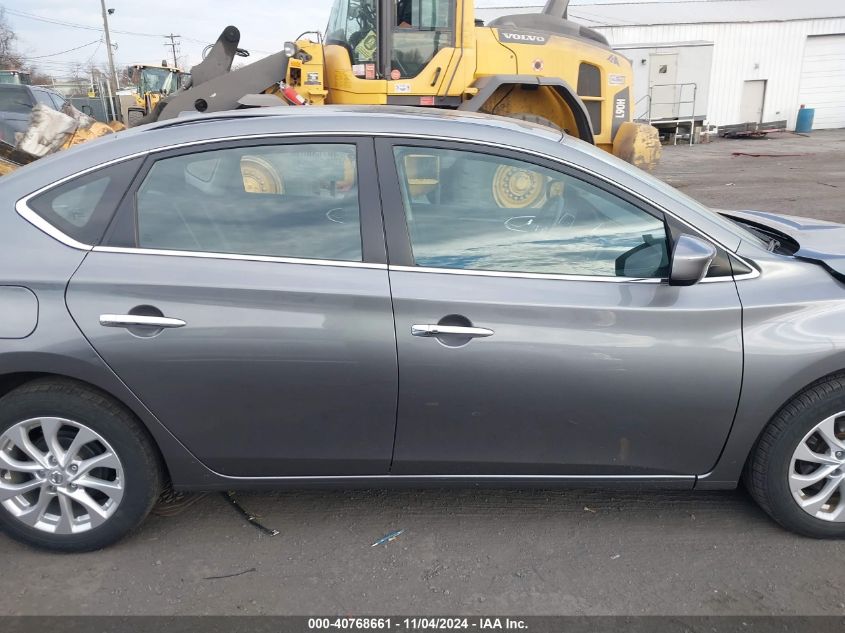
719;120;787;139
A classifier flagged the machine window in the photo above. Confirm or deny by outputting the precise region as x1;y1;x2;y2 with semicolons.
392;0;454;78
393;146;670;278
326;0;379;64
136;144;363;262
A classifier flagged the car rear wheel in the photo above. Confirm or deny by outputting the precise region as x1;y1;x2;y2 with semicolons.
746;373;845;538
0;378;162;551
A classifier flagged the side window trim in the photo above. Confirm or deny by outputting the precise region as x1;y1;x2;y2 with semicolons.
375;137;673;281
21;157;144;248
101;136;387;266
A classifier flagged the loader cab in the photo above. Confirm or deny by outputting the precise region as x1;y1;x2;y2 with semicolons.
326;0;456;80
0;70;32;85
128;65;185;98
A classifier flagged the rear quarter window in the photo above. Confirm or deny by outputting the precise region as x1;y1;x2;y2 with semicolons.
26;158;142;246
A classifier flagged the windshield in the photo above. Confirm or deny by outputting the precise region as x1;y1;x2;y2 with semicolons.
140;68;180;95
326;0;379;64
0;86;33;113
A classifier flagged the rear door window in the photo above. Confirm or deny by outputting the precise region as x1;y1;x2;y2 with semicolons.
134;143;363;262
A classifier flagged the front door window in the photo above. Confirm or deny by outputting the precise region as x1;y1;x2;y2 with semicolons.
392;146;670;278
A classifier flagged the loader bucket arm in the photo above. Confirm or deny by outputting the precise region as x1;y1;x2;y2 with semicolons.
190;25;241;87
135;26;289;125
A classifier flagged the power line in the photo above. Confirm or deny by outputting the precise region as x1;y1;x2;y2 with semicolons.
85;38;104;66
27;38;102;59
6;6;276;61
4;8;103;33
5;7;163;38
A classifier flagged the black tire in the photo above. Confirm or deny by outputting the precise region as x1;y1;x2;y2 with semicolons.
745;373;845;538
0;378;162;552
126;108;146;128
506;112;562;131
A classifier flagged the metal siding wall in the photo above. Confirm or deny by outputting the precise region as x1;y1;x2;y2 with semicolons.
798;35;845;128
596;19;845;129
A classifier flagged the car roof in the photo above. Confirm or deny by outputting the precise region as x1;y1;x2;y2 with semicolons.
0;84;32;93
6;105;568;188
144;105;565;142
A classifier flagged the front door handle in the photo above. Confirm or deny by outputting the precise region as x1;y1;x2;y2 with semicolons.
99;314;187;329
411;324;494;338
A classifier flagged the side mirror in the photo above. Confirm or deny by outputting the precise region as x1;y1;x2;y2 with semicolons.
669;234;717;286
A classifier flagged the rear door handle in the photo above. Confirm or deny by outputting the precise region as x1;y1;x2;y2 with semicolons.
99;314;187;329
411;324;494;338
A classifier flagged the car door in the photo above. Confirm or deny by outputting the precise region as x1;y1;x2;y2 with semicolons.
376;139;743;478
66;137;398;477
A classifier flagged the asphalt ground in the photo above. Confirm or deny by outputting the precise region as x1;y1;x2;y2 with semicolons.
1;129;844;616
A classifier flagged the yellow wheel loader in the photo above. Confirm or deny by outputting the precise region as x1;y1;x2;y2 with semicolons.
142;0;660;170
125;63;188;126
2;1;660;175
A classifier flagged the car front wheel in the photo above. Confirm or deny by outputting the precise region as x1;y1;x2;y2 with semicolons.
0;378;162;551
746;373;845;538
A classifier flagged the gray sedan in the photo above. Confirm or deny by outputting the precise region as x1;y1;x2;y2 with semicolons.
1;107;844;551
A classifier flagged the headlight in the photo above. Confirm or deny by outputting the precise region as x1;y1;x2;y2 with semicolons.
283;42;298;58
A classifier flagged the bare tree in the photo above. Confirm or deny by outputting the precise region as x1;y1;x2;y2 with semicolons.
0;9;55;85
28;66;53;86
0;8;25;69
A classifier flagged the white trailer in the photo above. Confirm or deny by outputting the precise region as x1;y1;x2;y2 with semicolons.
614;41;714;143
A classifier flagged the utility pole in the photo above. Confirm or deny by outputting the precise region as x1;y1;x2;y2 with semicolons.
164;33;181;68
99;0;121;121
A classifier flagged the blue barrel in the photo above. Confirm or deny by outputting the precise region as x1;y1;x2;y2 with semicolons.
796;107;815;133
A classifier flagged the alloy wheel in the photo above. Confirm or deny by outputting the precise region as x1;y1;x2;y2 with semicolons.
789;411;845;521
0;417;125;534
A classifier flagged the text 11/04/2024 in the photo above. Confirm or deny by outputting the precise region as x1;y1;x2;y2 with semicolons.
307;618;528;630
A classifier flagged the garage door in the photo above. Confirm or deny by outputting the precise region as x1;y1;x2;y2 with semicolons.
798;35;845;129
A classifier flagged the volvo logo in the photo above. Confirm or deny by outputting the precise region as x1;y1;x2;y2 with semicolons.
497;30;549;45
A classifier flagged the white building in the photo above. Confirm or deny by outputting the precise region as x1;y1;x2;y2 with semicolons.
476;0;845;130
